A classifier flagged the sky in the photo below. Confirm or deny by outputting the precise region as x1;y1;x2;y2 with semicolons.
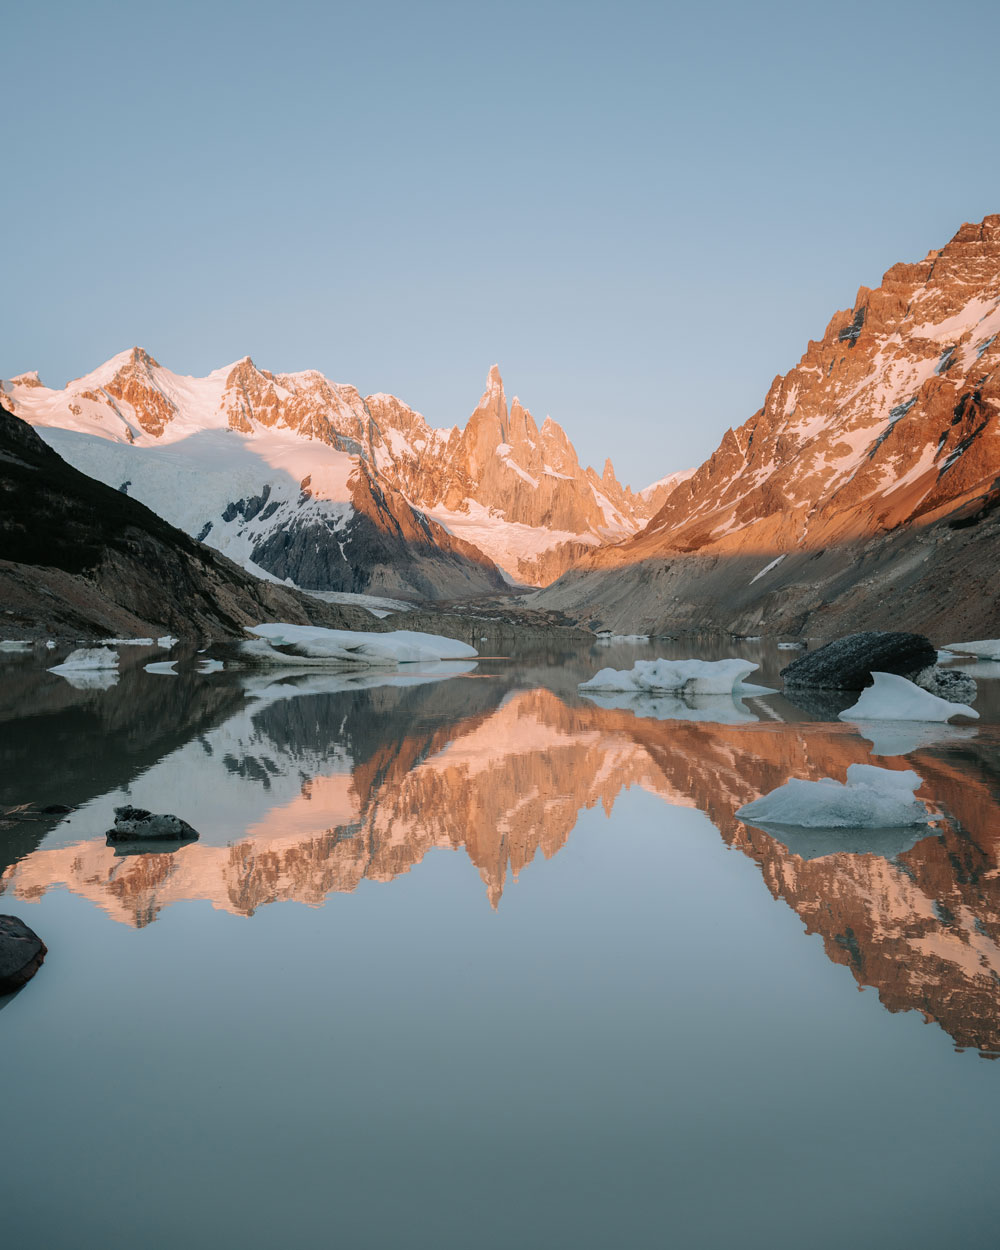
4;0;1000;488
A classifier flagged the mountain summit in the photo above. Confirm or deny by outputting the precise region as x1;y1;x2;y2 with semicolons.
2;358;671;591
534;214;1000;637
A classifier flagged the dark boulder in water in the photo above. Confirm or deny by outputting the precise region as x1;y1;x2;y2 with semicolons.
781;632;937;691
106;805;200;844
0;915;47;993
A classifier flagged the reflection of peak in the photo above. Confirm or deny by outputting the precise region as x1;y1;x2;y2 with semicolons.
6;680;1000;1052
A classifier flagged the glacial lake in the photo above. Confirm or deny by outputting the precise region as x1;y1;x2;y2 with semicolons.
2;637;1000;1249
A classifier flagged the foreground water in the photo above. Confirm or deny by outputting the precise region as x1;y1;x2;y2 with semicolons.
2;638;1000;1249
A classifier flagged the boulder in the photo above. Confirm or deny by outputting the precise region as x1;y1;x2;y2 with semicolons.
106;805;200;843
0;915;47;993
781;632;937;691
911;665;978;705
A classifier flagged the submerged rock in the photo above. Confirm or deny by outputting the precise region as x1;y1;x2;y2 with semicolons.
0;915;47;993
106;805;200;843
781;632;937;691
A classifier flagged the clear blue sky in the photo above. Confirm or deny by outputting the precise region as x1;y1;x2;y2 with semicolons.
4;0;999;487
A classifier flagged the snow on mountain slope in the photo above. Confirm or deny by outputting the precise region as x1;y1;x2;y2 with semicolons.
532;214;1000;638
4;352;668;588
3;349;506;599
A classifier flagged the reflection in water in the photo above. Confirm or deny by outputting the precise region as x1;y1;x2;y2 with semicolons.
4;664;1000;1056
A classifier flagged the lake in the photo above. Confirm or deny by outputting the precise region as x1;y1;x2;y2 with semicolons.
2;637;1000;1249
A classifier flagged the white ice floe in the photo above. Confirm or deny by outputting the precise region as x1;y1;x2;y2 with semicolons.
777;641;805;650
736;764;934;828
838;672;978;723
145;660;179;675
197;658;225;673
48;647;119;673
0;640;34;652
157;635;179;649
241;662;478;707
101;637;155;646
942;639;1000;660
245;623;478;667
578;657;762;696
859;721;979;758
581;690;759;724
47;646;120;690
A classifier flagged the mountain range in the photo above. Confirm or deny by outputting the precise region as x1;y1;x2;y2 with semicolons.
3;212;999;636
2;355;675;596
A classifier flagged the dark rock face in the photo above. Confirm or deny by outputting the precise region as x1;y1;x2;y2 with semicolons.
106;805;200;843
781;632;938;690
0;915;47;992
912;665;979;705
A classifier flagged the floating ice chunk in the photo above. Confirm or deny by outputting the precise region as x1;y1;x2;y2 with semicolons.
197;658;225;673
49;647;119;675
578;658;759;696
736;764;933;828
581;690;758;724
157;635;179;649
241;662;478;706
101;637;154;646
838;672;978;723
45;640;56;650
246;623;478;667
859;721;978;758
942;639;1000;660
144;660;178;675
777;641;805;650
0;640;34;652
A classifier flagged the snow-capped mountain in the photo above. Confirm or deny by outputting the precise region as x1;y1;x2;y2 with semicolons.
535;214;1000;637
2;354;665;592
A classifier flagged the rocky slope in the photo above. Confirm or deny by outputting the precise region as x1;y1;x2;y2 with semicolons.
534;215;1000;637
0;401;380;640
3;355;668;590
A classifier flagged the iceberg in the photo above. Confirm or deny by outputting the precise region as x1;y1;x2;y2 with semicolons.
578;657;761;696
144;660;178;676
48;647;119;674
581;690;759;724
736;764;933;829
838;672;978;723
47;647;120;690
244;623;478;667
942;639;1000;660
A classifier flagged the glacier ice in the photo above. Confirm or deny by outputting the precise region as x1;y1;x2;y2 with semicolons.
942;639;1000;660
144;661;178;676
838;672;978;723
736;764;933;828
581;690;759;724
245;624;478;667
578;657;761;696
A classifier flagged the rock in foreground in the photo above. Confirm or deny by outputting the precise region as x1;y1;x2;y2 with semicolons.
781;632;937;691
0;915;47;993
106;805;200;843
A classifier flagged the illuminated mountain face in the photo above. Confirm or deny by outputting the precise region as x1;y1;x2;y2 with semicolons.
5;670;1000;1055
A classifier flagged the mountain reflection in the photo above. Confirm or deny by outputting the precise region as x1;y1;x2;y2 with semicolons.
4;672;1000;1054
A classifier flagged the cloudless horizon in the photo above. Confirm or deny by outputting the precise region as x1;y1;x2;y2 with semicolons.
5;0;1000;487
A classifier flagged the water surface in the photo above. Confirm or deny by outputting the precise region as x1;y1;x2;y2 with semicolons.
2;638;1000;1248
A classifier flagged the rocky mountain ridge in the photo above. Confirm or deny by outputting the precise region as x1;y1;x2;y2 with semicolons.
3;355;676;591
534;214;1000;636
0;401;379;639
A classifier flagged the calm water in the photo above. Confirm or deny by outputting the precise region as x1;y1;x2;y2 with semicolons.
2;638;1000;1249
